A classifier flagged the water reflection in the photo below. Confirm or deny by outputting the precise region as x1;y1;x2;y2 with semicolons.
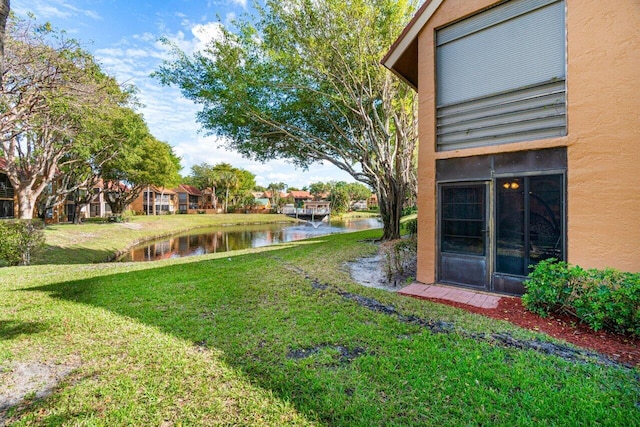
119;218;381;262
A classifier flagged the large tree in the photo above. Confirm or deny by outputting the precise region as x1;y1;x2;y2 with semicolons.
0;17;127;219
155;0;418;240
101;129;182;215
35;93;141;223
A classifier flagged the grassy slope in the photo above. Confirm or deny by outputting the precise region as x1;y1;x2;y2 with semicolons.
0;225;638;425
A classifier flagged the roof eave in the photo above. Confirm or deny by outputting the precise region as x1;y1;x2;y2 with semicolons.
381;0;445;91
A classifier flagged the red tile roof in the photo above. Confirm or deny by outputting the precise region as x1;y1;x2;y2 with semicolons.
176;184;203;196
288;190;313;199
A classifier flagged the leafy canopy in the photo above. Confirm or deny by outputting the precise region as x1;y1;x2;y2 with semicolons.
155;0;418;239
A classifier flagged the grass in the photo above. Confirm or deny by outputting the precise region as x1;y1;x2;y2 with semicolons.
0;219;639;425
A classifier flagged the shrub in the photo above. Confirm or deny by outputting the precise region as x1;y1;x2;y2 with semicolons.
403;218;417;237
83;217;107;224
380;237;417;285
523;259;640;336
402;206;417;216
0;219;45;266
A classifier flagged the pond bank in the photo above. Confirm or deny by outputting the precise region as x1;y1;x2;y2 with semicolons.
38;214;299;265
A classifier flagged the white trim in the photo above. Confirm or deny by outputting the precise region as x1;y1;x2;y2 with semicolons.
382;0;444;70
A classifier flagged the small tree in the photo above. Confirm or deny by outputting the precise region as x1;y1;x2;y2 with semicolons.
329;185;350;214
267;182;287;210
0;219;45;266
100;117;182;215
309;181;331;200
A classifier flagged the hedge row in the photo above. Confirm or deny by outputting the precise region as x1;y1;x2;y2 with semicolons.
522;259;640;337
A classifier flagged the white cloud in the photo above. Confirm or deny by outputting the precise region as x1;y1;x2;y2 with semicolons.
13;0;101;22
13;0;356;189
231;0;248;9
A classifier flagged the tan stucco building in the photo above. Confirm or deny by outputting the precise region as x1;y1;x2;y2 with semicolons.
384;0;639;294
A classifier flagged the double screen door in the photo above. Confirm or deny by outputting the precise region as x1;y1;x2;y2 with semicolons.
438;175;564;293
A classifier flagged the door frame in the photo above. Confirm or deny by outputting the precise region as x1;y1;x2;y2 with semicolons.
437;181;491;290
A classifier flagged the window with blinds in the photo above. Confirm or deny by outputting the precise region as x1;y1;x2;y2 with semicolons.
435;0;566;150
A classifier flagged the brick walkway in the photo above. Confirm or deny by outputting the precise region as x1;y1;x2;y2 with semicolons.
398;283;502;309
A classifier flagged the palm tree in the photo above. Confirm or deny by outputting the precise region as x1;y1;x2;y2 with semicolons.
217;171;238;213
267;182;287;211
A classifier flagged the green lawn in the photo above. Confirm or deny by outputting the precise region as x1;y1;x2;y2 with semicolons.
0;220;638;425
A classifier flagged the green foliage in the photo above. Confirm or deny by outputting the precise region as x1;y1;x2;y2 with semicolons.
0;220;45;266
523;259;640;336
402;206;417;216
154;0;419;240
403;218;417;237
328;185;350;214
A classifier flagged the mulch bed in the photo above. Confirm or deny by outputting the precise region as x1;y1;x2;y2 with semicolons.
426;296;640;367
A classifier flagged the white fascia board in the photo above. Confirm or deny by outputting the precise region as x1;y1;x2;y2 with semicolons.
382;0;445;70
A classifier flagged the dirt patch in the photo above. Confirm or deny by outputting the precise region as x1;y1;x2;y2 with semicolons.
0;358;80;424
347;252;416;292
287;345;367;364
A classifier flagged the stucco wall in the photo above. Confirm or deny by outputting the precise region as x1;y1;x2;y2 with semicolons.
565;0;640;271
415;0;640;284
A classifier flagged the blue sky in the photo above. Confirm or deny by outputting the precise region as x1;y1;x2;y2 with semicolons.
11;0;357;189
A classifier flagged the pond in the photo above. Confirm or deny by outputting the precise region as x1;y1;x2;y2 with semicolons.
118;217;382;262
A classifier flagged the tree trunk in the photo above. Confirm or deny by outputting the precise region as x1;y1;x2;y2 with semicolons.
377;180;404;241
17;186;38;220
73;202;83;224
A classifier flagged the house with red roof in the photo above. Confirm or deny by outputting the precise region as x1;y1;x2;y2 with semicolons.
287;190;314;208
174;184;204;213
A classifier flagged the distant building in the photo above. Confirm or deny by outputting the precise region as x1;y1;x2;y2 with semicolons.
288;190;314;207
130;185;177;215
174;184;203;212
352;200;368;211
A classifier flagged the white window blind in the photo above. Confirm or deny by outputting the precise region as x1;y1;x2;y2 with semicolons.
435;0;566;150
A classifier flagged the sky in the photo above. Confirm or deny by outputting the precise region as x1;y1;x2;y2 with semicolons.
11;0;358;189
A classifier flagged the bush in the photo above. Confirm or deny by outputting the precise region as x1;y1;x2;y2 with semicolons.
401;206;417;216
0;219;45;266
380;237;417;285
83;217;107;224
523;259;640;336
403;218;417;237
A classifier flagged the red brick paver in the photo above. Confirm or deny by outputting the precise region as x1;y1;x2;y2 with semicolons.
398;283;501;309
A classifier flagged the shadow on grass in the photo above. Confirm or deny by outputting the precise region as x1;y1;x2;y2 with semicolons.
20;230;636;426
37;245;117;265
23;236;383;424
0;320;48;340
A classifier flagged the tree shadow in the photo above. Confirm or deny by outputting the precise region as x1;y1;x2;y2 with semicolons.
37;245;117;265
0;320;47;340
23;244;378;425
